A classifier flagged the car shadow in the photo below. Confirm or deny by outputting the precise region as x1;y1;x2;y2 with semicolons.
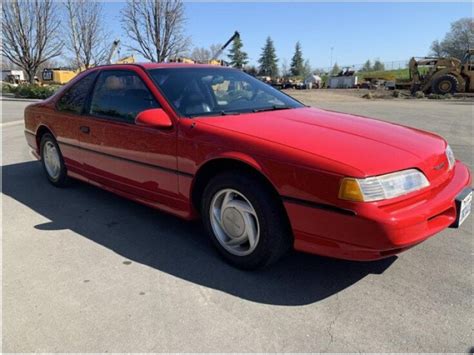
2;161;396;306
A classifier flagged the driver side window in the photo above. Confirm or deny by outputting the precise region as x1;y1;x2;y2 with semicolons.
89;70;160;124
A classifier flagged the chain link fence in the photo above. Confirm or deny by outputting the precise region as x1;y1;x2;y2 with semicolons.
321;60;409;73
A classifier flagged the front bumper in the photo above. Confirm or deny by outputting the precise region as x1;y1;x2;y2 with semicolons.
285;162;472;260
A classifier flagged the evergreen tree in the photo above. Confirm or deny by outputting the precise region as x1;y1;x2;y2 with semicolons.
372;59;385;71
227;36;248;68
258;36;279;77
361;59;372;72
330;62;341;75
290;42;304;77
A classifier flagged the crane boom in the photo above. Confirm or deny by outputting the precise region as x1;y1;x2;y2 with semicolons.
211;31;240;61
107;40;121;65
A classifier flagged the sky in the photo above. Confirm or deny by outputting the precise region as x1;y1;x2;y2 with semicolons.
103;1;471;69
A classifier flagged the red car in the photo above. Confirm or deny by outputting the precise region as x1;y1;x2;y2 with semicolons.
24;63;472;269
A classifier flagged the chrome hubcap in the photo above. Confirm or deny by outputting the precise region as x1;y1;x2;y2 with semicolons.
43;141;61;179
209;188;260;256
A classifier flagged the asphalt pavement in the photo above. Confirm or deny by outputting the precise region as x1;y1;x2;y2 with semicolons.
2;95;473;352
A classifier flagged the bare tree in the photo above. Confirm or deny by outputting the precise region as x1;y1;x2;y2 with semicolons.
121;0;191;62
63;0;110;69
190;44;221;63
1;57;21;70
430;40;444;57
280;58;289;77
2;0;62;83
429;18;473;59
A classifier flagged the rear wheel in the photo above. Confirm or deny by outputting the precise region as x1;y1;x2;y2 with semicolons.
432;74;459;94
201;172;292;270
40;133;69;187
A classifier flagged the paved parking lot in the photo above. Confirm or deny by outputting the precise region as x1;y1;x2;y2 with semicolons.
2;95;473;352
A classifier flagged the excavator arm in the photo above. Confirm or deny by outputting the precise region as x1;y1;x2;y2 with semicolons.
211;31;240;61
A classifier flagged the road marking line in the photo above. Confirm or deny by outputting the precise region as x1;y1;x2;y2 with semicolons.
1;120;24;128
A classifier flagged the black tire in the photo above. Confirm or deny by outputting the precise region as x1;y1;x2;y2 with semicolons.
432;74;459;95
201;172;292;270
40;133;69;187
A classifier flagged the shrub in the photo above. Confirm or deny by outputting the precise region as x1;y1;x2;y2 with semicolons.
2;83;12;93
10;84;59;99
362;92;374;99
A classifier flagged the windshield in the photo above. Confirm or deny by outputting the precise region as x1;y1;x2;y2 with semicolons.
147;67;304;117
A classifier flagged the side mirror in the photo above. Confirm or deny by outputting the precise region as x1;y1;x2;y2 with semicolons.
135;108;173;129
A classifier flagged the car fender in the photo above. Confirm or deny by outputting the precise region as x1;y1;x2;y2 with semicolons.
203;150;264;172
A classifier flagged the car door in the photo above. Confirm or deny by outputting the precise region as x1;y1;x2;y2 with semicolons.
50;71;99;173
78;68;180;208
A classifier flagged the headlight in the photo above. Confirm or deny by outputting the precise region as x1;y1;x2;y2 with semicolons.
339;169;430;202
446;145;455;170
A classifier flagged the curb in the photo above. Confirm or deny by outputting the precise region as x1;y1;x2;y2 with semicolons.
0;96;43;102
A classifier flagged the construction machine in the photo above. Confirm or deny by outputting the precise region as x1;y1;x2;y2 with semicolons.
209;31;240;64
40;40;135;85
169;31;240;66
106;40;121;65
409;49;474;94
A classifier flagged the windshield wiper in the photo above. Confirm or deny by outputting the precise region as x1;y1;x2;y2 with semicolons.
219;110;242;116
188;110;241;118
252;105;291;113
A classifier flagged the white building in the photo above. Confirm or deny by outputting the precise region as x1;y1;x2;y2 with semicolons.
1;70;25;82
328;75;358;89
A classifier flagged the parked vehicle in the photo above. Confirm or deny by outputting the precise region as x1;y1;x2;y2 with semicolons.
24;63;472;269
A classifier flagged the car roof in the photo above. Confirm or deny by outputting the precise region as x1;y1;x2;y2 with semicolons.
91;62;230;70
138;62;227;70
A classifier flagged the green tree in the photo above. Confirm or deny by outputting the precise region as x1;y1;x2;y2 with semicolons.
361;59;372;72
258;36;279;77
330;62;341;75
372;59;385;71
290;42;304;77
227;35;248;68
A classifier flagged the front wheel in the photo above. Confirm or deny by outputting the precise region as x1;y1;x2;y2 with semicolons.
201;172;292;270
432;74;459;95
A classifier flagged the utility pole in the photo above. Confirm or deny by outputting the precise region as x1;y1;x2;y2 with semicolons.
330;46;334;68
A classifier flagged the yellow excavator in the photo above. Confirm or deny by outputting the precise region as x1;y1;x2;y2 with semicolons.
409;49;474;94
169;31;240;66
40;40;135;85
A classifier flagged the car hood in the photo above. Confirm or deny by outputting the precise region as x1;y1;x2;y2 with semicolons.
196;107;448;179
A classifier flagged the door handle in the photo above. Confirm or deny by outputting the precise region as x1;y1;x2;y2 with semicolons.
80;126;90;134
